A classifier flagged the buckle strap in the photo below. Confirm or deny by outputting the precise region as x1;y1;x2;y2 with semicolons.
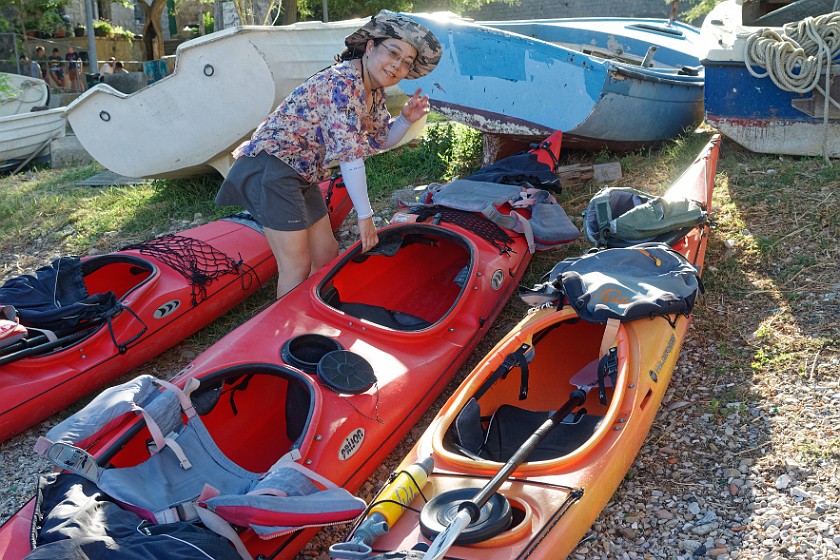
195;506;254;560
473;343;533;402
481;205;535;253
42;442;101;483
154;501;199;524
163;434;192;470
597;318;621;405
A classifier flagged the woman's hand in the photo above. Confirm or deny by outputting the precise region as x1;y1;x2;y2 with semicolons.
401;88;430;123
358;216;379;252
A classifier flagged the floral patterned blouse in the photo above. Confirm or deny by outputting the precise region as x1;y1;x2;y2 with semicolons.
233;60;392;184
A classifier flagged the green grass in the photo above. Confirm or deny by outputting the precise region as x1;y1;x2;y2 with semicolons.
367;122;483;195
0;122;485;268
3;125;838;399
3;118;839;487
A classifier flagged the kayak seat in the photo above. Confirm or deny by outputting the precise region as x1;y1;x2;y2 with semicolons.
320;286;431;331
34;374;366;553
337;302;431;331
451;402;602;462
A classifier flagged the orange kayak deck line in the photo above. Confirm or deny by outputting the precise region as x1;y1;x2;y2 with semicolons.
356;135;721;560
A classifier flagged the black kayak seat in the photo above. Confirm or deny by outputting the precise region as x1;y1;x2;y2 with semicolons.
452;402;603;462
337;302;431;331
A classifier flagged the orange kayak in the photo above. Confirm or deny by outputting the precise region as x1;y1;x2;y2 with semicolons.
0;132;565;559
334;135;720;560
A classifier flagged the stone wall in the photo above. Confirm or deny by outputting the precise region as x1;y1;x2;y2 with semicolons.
465;0;691;21
22;37;146;74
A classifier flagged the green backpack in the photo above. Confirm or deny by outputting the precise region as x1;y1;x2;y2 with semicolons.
584;186;706;248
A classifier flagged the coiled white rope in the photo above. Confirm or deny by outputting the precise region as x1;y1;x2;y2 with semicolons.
744;12;840;161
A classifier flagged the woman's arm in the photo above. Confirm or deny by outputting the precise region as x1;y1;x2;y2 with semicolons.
339;159;379;252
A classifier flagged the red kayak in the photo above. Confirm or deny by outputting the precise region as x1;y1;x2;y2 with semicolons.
0;132;565;559
0;178;351;443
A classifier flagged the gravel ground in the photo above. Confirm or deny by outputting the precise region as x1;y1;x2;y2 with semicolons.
1;147;838;560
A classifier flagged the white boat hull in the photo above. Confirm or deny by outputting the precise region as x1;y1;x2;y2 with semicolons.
66;20;371;180
0;74;50;118
0;108;66;166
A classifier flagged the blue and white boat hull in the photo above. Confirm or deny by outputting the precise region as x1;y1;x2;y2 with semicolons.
400;13;704;151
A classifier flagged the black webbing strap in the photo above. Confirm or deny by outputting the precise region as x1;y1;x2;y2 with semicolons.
597;347;618;406
473;343;532;402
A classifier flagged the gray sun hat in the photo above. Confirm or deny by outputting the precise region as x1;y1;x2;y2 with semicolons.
344;10;442;79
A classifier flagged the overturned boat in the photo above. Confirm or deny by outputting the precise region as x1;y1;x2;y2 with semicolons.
700;0;840;158
0;73;49;118
65;20;422;179
400;12;705;153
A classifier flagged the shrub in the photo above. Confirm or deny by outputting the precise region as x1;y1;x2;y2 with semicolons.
93;19;113;37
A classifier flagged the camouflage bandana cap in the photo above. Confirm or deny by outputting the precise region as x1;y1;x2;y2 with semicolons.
344;10;442;79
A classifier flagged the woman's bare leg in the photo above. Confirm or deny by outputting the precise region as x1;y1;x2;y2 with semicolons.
306;214;339;275
264;227;312;299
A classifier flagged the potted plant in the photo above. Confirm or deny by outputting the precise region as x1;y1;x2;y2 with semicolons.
37;11;64;38
74;23;86;37
203;12;214;35
113;25;135;41
93;19;114;37
180;25;198;39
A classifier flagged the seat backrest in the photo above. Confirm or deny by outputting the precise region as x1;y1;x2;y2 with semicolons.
35;375;366;538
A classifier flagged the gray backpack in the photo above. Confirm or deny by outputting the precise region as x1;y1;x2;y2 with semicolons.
583;186;706;248
518;242;702;404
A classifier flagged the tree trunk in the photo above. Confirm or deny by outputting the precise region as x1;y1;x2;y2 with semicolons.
282;0;297;25
139;0;167;61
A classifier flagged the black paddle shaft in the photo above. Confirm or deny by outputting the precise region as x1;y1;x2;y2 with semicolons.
458;388;588;523
0;328;94;367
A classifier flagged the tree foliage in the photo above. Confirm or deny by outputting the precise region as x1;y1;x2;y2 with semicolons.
2;0;71;34
288;0;516;26
666;0;724;24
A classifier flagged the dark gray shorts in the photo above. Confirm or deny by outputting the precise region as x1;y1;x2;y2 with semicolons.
214;151;327;231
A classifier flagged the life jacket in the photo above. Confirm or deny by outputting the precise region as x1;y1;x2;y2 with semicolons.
463;152;561;192
583;186;706;248
421;179;579;252
34;375;366;560
0;256;120;331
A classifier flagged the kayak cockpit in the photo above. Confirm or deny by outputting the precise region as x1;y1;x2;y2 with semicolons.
0;255;156;365
440;311;632;467
102;364;316;474
82;254;157;300
317;225;473;332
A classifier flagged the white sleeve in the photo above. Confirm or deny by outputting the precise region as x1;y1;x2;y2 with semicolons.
382;115;412;149
339;159;373;219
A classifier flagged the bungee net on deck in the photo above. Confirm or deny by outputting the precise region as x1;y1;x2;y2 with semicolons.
122;235;244;306
409;205;515;255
